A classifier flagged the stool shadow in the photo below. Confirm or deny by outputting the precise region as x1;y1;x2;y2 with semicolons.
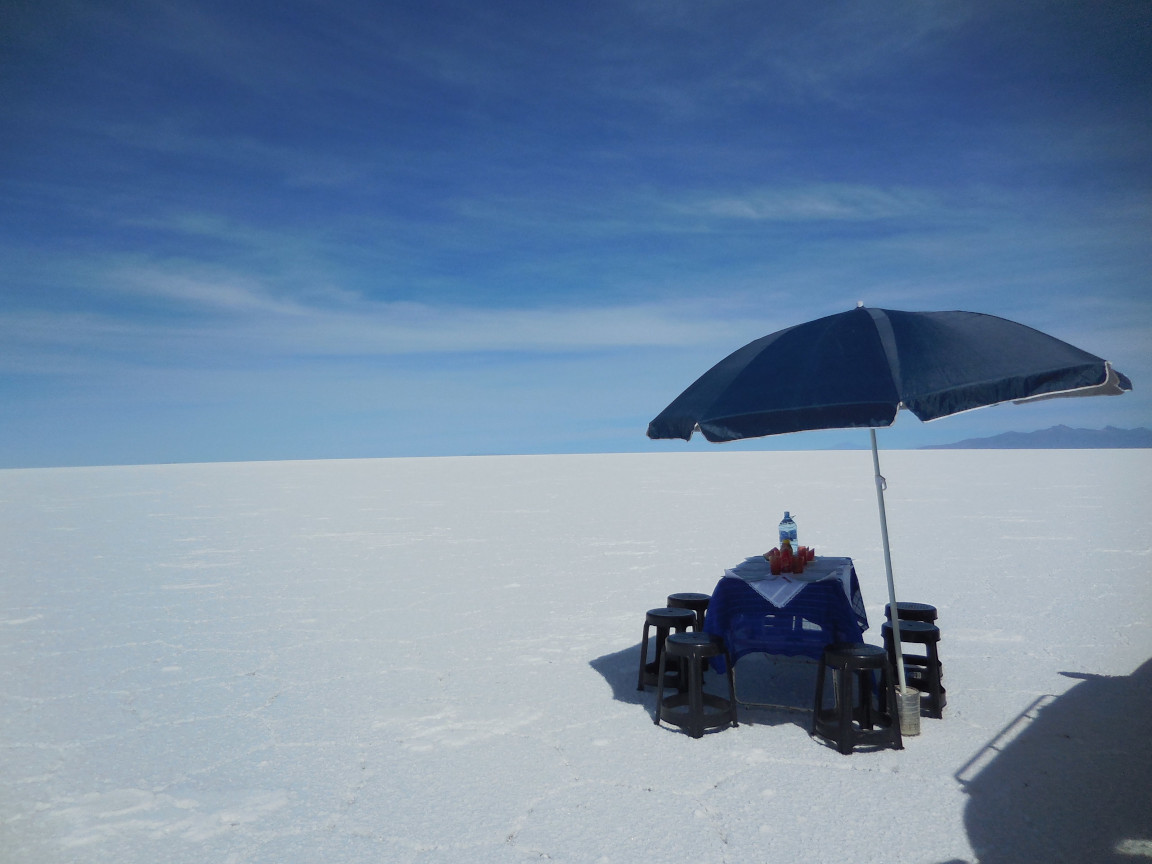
955;656;1152;864
588;646;818;729
588;643;651;708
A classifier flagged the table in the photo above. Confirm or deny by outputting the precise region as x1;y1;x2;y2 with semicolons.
702;556;869;672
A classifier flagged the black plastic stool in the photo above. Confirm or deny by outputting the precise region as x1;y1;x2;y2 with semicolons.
884;601;938;623
882;620;946;718
655;632;738;738
637;607;696;690
666;592;710;630
812;642;903;754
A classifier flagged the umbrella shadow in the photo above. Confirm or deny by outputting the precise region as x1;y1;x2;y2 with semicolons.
955;657;1152;864
588;645;818;730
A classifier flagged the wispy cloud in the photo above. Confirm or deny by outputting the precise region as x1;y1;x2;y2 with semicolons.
2;261;770;376
687;184;939;223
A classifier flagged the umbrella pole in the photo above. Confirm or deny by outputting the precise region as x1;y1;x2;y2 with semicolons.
870;429;908;694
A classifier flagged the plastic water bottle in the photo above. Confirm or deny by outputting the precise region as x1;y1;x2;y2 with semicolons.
778;511;797;548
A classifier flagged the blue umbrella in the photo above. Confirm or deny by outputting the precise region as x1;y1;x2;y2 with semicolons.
647;305;1132;693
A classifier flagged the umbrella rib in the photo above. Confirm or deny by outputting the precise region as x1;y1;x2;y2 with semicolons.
864;308;904;395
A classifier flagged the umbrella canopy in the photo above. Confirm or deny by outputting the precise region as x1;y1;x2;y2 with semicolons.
647;306;1132;696
647;306;1131;443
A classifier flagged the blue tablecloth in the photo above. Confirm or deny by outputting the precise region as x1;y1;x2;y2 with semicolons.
703;558;869;671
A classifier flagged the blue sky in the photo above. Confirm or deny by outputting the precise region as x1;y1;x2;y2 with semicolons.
2;0;1149;467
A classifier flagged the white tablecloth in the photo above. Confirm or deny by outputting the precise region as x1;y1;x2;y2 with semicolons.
723;555;855;608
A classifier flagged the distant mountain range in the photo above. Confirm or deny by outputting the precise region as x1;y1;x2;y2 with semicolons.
920;425;1152;450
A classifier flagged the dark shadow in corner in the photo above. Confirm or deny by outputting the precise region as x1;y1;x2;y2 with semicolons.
589;644;820;730
956;657;1152;864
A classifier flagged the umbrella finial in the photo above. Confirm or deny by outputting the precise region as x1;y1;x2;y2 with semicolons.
857;300;865;308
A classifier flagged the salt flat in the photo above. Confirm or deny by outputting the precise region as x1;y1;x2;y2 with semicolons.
1;450;1150;863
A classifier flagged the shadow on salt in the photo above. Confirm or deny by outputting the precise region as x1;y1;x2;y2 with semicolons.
956;657;1152;864
589;645;820;729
